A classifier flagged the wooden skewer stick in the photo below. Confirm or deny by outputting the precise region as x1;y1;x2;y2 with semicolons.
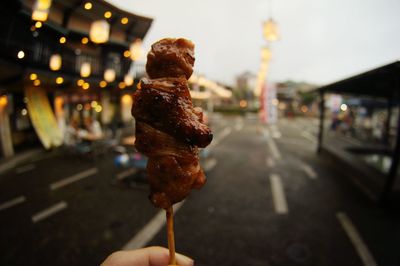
166;205;177;265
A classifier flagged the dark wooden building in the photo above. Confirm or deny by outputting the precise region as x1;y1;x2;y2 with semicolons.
0;0;152;158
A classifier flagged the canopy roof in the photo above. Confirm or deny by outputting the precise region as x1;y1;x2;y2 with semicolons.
317;61;400;98
21;0;153;44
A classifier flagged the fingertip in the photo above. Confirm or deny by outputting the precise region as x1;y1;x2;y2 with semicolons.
175;253;194;266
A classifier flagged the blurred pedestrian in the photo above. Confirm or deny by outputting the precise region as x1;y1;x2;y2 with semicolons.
64;118;80;146
101;246;193;266
84;116;103;139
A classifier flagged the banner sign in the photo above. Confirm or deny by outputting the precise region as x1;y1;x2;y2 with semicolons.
25;86;63;149
259;82;277;124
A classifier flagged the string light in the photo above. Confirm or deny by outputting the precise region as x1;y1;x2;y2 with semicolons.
121;17;129;24
33;79;41;86
35;21;42;28
104;11;112;19
123;50;131;58
118;82;126;89
81;37;89;44
59;36;66;44
99;80;107;88
0;95;7;107
124;74;134;86
17;50;25;59
30;73;38;80
82;82;90;90
56;77;64;84
84;2;92;10
77;79;85;86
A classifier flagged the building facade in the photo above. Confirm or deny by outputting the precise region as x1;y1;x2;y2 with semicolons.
0;0;152;158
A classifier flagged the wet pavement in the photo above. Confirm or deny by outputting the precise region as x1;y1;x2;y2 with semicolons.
0;115;399;266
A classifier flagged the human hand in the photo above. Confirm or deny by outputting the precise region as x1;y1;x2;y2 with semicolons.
101;246;194;266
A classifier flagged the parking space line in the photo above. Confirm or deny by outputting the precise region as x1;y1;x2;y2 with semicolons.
301;131;316;143
266;157;275;168
16;164;36;174
263;128;282;160
31;201;67;223
122;201;185;250
204;158;218;172
277;138;314;150
235;122;244;131
300;163;317;179
116;168;138;181
50;168;98;190
269;174;288;214
0;196;26;211
336;212;378;266
270;124;282;139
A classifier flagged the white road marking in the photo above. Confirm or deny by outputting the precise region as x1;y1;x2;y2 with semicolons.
204;158;218;172
270;124;282;139
301;131;316;143
342;136;362;146
266;157;275;168
123;201;185;250
272;132;282;139
116;168;138;181
300;163;317;179
235;122;244;131
50;168;98;190
336;212;378;266
269;174;288;214
277;138;315;150
31;201;67;223
16;164;36;174
0;196;26;211
263;129;282;160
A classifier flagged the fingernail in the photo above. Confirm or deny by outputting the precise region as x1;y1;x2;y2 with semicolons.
176;253;194;266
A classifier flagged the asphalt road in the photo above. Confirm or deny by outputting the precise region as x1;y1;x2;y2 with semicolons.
0;115;399;266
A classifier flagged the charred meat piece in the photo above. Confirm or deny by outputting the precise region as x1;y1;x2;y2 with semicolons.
132;77;213;148
146;38;195;79
132;38;212;209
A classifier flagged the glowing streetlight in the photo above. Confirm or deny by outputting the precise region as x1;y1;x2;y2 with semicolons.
89;20;110;44
49;54;62;71
130;39;143;61
263;18;279;42
124;74;134;86
80;62;91;77
104;69;116;82
84;2;92;10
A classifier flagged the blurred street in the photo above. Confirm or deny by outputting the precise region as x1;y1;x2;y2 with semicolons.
1;114;398;266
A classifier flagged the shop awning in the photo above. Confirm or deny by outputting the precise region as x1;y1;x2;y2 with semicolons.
316;60;400;98
315;60;400;203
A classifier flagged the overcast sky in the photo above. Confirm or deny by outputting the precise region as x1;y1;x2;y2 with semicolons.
109;0;400;87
